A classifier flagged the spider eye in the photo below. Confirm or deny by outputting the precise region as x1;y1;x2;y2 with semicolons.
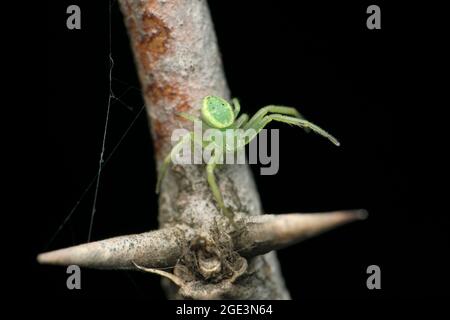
202;96;234;128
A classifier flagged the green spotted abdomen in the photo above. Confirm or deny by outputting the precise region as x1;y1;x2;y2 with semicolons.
202;96;234;128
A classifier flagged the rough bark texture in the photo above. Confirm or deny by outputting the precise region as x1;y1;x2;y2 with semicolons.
119;0;290;299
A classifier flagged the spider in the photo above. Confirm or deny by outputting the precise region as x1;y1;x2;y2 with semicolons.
156;95;339;221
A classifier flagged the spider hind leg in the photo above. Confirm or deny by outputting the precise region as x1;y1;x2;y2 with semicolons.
206;152;236;225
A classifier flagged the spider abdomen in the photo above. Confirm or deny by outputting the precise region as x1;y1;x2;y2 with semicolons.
201;96;235;129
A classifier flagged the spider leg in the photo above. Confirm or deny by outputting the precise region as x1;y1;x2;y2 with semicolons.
231;113;249;129
244;114;340;146
177;113;215;132
156;132;193;193
221;114;249;154
231;98;240;118
244;105;307;131
176;112;201;123
206;151;235;223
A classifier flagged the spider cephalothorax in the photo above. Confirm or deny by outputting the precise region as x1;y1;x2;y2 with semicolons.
156;96;339;221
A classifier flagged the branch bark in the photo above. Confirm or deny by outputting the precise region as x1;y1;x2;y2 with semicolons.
118;0;292;299
38;0;366;300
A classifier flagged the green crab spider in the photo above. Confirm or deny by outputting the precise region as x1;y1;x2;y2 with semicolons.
156;95;340;221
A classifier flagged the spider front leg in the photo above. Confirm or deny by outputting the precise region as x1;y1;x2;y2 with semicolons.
244;105;307;131
245;114;340;146
156;132;194;193
176;112;201;123
231;98;240;117
206;151;235;224
231;113;249;129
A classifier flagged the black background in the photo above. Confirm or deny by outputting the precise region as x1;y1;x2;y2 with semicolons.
33;0;448;302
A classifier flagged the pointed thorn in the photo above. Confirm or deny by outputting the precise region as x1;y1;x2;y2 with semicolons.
236;209;367;257
37;227;186;270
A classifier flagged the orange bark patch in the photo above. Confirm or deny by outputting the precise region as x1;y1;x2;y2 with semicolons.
142;12;170;55
175;102;191;113
146;83;180;105
145;83;194;115
125;8;171;73
136;12;171;72
146;83;194;155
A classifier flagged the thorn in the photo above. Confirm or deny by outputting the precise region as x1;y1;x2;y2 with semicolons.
235;209;367;257
37;227;186;270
